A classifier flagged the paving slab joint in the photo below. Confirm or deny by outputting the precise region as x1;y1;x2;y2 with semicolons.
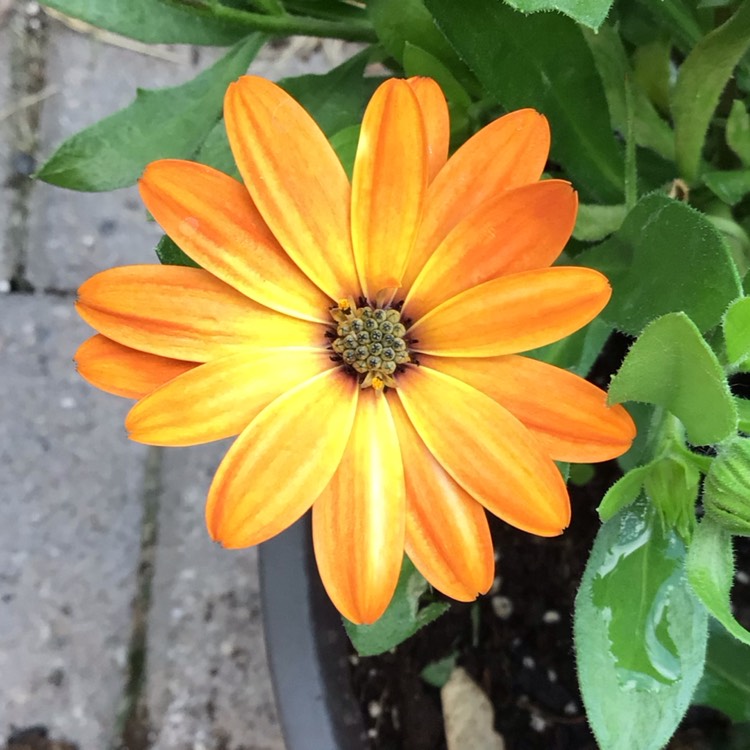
113;446;164;750
4;1;48;293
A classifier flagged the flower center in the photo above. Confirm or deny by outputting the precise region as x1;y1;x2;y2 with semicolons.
329;298;411;391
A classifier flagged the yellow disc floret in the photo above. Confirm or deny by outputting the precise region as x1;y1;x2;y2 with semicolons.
330;301;411;390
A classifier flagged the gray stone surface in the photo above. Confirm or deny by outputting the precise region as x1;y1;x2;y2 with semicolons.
0;14;12;289
146;444;284;750
0;295;146;749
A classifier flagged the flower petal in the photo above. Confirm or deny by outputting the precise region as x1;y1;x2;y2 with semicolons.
313;390;405;624
76;265;324;362
401;108;550;291
351;78;428;300
396;366;570;536
139;159;330;322
75;334;195;399
206;367;359;548
409;267;611;357
405;180;577;318
224;76;359;300
422;354;636;463
126;349;333;447
387;393;494;601
407;77;449;182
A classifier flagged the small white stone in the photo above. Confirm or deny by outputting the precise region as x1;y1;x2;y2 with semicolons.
522;656;535;669
542;610;561;624
491;595;513;619
736;570;749;585
564;701;578;715
490;575;503;594
0;279;10;294
60;396;76;409
367;728;378;739
368;700;382;719
547;669;558;683
530;713;547;732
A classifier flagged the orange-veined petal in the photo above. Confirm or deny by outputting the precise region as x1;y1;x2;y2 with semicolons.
396;366;570;535
422;354;636;463
404;181;577;318
409;267;611;357
313;390;405;624
207;367;359;548
224;76;359;300
75;334;196;399
76;265;324;362
407;77;449;182
126;349;333;447
388;393;494;601
139;160;330;322
401;109;550;291
351;78;428;301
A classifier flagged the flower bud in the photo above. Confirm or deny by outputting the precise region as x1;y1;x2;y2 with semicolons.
703;438;750;536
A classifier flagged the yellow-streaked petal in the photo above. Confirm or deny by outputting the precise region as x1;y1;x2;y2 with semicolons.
405;181;578;318
313;390;405;624
388;393;494;601
409;267;611;357
224;76;359;300
207;368;359;548
397;366;570;536
126;349;333;447
75;334;195;399
139;160;330;322
351;78;428;300
422;354;636;463
76;265;324;362
407;77;449;182
401;108;550;291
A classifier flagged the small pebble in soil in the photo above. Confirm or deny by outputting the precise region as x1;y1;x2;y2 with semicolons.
529;714;547;733
491;595;513;619
522;656;535;669
349;654;360;666
564;701;578;715
736;570;749;585
367;728;378;740
490;575;503;594
547;669;558;683
542;610;561;624
368;701;382;719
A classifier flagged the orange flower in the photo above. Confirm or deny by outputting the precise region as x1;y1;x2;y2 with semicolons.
75;76;635;624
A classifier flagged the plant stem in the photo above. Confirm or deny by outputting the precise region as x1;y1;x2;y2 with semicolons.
207;2;377;42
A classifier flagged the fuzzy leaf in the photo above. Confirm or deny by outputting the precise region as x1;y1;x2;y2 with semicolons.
502;0;614;30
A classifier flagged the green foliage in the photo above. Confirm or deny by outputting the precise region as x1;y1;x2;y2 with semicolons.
609;313;737;445
724;297;750;366
344;557;449;656
528;318;611;376
40;0;247;44
502;0;615;31
693;622;750;721
686;518;750;646
727;100;750;166
425;0;624;202
579;194;741;335
672;1;750;182
37;36;265;191
575;501;708;750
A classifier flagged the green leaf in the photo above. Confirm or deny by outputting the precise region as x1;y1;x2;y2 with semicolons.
280;50;382;138
344;557;449;656
643;455;700;540
686;518;750;646
527;317;611;376
41;0;247;44
703;169;750;206
579;193;742;335
693;621;750;721
193;120;239;178
598;464;652;520
727;100;750;166
608;312;737;445
737;397;750;432
425;0;624;202
37;35;265;191
724;297;750;366
421;652;458;688
583;24;675;162
502;0;614;30
672;1;750;182
155;235;198;267
632;39;672;116
575;501;708;750
329;125;360;179
572;203;627;242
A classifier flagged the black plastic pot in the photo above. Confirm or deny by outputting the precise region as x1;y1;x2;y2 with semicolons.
259;514;367;750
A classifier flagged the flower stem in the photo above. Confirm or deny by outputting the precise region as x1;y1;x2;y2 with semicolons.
167;0;378;42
